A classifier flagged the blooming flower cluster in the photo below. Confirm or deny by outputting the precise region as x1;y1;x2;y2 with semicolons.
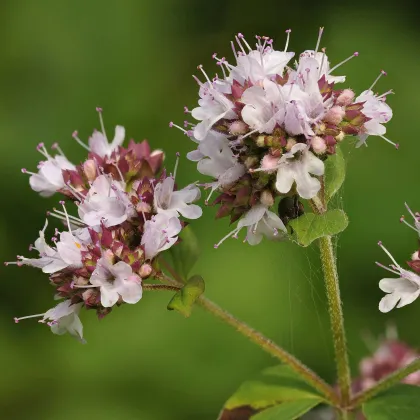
377;203;420;313
6;109;202;342
171;28;394;247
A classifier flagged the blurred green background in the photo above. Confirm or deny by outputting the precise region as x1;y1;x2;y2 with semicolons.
1;1;419;419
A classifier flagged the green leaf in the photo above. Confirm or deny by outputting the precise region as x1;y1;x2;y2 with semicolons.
324;145;345;203
252;399;321;420
167;275;205;317
289;209;348;247
363;384;420;420
218;365;324;420
169;225;200;281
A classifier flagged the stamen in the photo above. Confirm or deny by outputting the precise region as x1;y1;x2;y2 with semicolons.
51;142;66;156
214;227;241;248
377;89;394;99
14;313;45;323
197;65;212;85
173;152;180;180
369;70;387;91
237;33;252;51
400;216;418;233
72;131;90;151
404;203;418;222
183;106;191;114
96;107;108;140
379;135;399;149
377;241;401;269
52;208;84;225
65;182;86;201
315;27;324;54
329;52;359;74
21;168;37;176
235;35;247;55
375;261;401;276
284;29;291;52
169;122;193;136
230;41;238;60
36;142;51;159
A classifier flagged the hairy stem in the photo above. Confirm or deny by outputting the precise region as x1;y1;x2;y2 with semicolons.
158;259;340;405
319;235;351;406
350;358;420;408
143;284;181;292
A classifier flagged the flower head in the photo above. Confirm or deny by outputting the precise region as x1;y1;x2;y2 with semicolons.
173;28;394;246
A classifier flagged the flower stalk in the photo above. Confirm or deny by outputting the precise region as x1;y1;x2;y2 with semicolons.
159;258;340;406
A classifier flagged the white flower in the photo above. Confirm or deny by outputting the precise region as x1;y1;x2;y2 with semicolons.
18;220;83;274
299;50;346;84
275;143;324;199
43;300;84;342
241;79;285;134
78;175;132;228
154;177;202;219
188;132;245;202
192;81;236;141
214;204;287;248
230;44;294;85
377;242;420;313
88;125;125;158
356;90;393;147
90;254;143;308
141;213;182;260
28;154;76;197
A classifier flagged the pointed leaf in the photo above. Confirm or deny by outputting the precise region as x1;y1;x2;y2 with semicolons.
363;384;420;420
289;210;348;247
218;365;324;420
169;225;200;281
324;145;345;203
167;275;205;317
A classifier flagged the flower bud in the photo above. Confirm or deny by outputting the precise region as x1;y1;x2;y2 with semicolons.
335;131;345;142
244;156;259;169
336;89;355;106
261;154;279;173
260;190;274;207
83;159;97;181
324;106;345;125
256;135;266;147
412;251;420;261
229;120;248;135
285;138;296;151
311;136;327;155
82;288;99;306
139;263;152;279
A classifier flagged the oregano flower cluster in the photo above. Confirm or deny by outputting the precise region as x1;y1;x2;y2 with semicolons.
6;109;202;342
172;29;394;248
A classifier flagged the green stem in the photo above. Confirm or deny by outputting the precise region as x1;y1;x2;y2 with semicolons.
350;358;420;408
319;235;352;406
158;259;340;406
143;284;180;292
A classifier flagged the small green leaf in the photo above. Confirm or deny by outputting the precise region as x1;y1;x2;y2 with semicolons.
167;275;205;317
218;365;324;420
289;210;348;247
363;384;420;420
169;225;200;281
324;146;345;203
252;399;321;420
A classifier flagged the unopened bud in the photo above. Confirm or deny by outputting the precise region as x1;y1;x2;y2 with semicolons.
260;190;274;207
412;251;420;261
84;159;97;181
82;288;99;306
311;136;327;154
335;131;345;142
285;138;296;151
139;263;153;279
229;120;248;135
244;156;259;169
256;135;266;147
261;154;279;173
336;89;355;106
324;106;345;125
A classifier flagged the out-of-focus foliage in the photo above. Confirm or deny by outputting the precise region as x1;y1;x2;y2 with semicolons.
1;1;419;419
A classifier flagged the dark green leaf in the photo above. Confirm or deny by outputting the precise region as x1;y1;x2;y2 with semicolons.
363;384;420;420
167;275;205;317
169;225;200;281
289;210;348;247
218;365;324;420
324;145;345;203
